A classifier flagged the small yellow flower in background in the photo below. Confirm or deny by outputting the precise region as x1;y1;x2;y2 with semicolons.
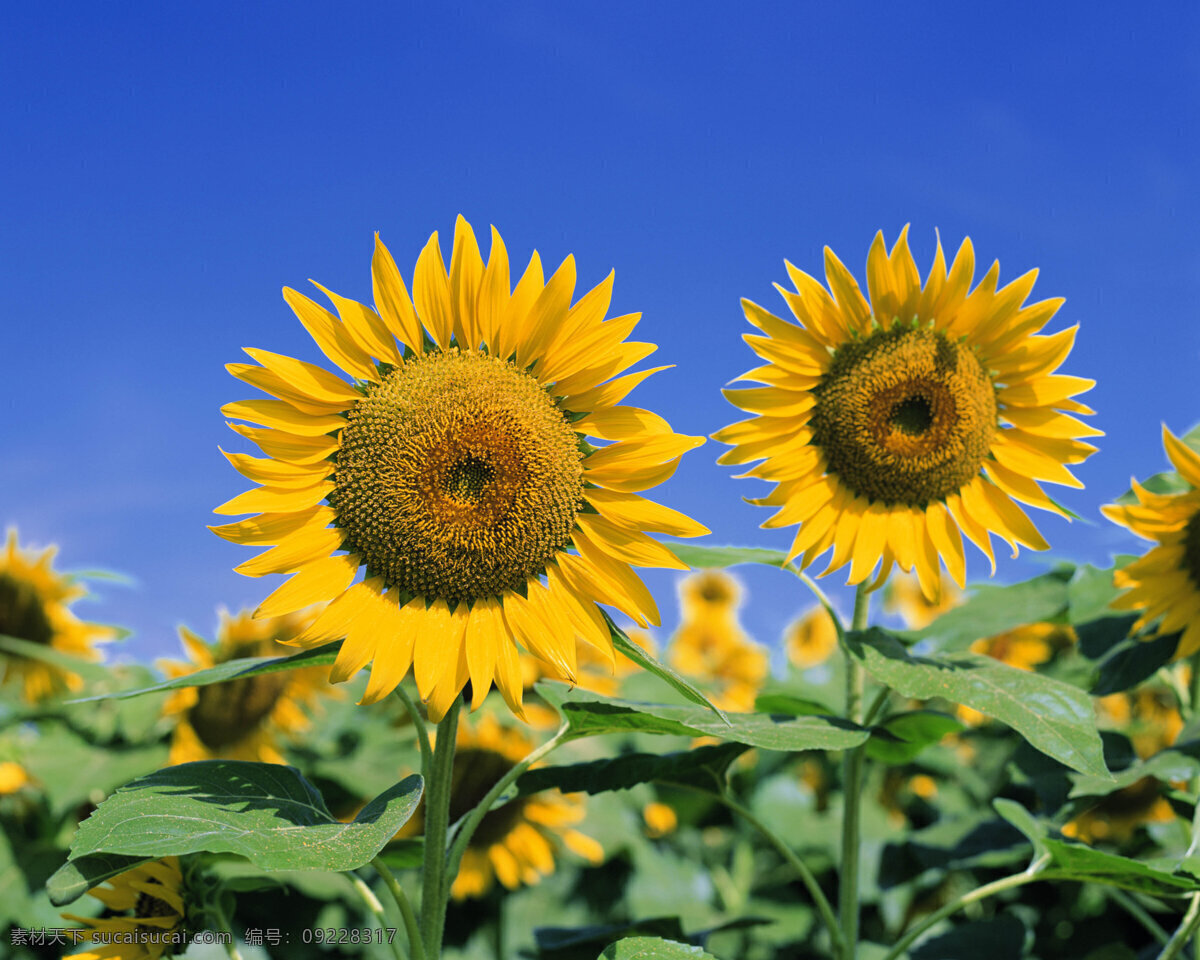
1103;427;1200;657
884;571;962;629
433;714;602;899
62;857;187;959
784;606;839;669
956;622;1074;725
0;529;114;702
158;608;331;765
213;218;708;721
714;229;1099;600
1062;778;1176;845
669;571;768;711
0;760;30;794
643;800;678;838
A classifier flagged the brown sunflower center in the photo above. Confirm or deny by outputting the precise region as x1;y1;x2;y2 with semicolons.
0;573;53;648
329;350;585;606
811;326;997;506
1183;511;1200;591
449;747;528;847
188;640;286;750
135;891;177;919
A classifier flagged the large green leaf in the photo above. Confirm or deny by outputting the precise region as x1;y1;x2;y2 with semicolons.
909;572;1071;652
67;642;343;703
599;936;720;960
56;761;421;891
606;612;725;719
846;628;1109;778
538;684;868;752
664;543;788;569
994;798;1200;897
517;742;750;797
46;852;151;907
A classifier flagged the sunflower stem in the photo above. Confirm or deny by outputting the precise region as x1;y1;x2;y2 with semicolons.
354;869;410;960
209;896;244;960
445;723;571;886
838;582;872;960
419;696;461;960
395;683;434;778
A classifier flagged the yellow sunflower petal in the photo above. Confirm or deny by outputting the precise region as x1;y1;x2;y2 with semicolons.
413;230;454;350
282;286;376;381
372;233;425;352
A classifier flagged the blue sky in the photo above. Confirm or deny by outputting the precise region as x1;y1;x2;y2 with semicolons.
2;3;1197;665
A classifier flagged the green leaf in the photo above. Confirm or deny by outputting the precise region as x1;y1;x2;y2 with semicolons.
0;830;33;926
994;798;1200;897
864;710;964;765
1070;740;1200;798
606;613;726;720
663;542;788;570
533;919;686;960
1089;630;1180;696
909;573;1071;652
753;693;835;717
909;914;1027;960
66;642;343;702
63;760;421;874
537;684;868;752
846;628;1109;778
517;743;750;797
0;633;113;684
1067;564;1123;625
599;937;719;960
46;852;151;907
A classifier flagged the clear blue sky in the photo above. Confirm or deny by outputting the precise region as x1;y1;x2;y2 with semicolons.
3;3;1197;664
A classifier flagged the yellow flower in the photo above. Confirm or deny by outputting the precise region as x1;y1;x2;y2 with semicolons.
669;571;768;711
643;800;678;838
784;606;839;669
714;229;1099;600
0;760;30;794
158;608;330;765
440;715;602;899
0;529;113;702
1103;427;1200;657
62;858;187;959
213;218;707;721
1062;778;1176;845
957;622;1073;725
1098;686;1182;760
884;571;962;629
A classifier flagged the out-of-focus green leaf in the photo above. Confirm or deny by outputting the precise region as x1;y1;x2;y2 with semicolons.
1089;630;1179;696
378;838;424;870
607;613;725;719
909;573;1071;652
1070;740;1200;798
995;798;1200;897
23;721;167;817
1067;564;1123;625
517;743;750;797
0;830;33;926
865;710;964;765
0;633;113;684
910;914;1027;960
879;812;1027;888
600;937;719;959
1075;614;1139;662
66;642;343;703
537;684;869;752
846;629;1109;778
58;761;421;891
664;543;788;569
753;693;835;717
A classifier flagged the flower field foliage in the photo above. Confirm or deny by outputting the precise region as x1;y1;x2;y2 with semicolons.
8;224;1200;960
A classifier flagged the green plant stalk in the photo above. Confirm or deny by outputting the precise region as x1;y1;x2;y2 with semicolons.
671;781;844;956
209;896;245;960
372;858;425;960
445;724;570;884
353;871;409;960
1160;892;1200;960
419;696;461;959
880;854;1050;960
838;582;871;960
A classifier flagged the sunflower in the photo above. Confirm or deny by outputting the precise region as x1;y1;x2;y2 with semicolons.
213;218;707;721
62;857;188;959
158;608;329;765
714;229;1099;599
784;606;839;669
669;571;768;711
0;529;113;702
884;571;962;629
421;714;603;899
1102;427;1200;658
